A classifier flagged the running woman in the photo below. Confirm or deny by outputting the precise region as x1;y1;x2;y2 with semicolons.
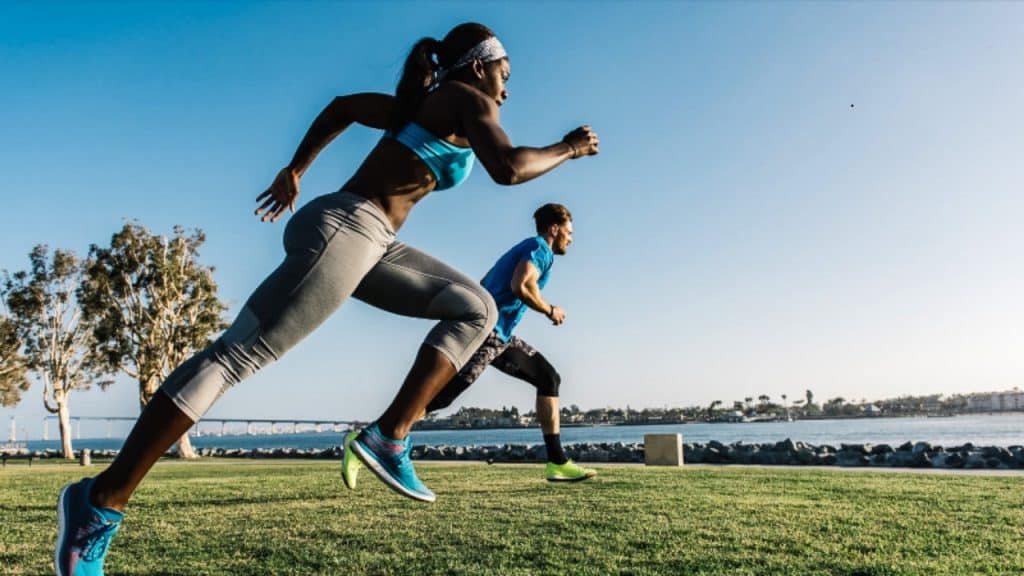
56;23;598;576
343;203;596;486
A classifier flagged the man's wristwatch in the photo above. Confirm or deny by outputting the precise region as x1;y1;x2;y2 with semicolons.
546;304;556;319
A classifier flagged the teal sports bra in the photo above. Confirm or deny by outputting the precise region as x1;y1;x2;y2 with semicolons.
389;122;476;190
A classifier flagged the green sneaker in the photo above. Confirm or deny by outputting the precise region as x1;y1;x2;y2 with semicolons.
546;460;597;482
341;430;361;490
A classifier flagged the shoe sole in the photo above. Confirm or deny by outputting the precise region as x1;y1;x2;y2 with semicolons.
547;473;598;483
54;484;71;576
350;440;436;503
341;432;360;490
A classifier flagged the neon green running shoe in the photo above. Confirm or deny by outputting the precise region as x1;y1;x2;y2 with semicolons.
546;460;597;482
341;430;361;490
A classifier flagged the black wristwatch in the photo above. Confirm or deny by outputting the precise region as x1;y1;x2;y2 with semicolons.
546;304;556;319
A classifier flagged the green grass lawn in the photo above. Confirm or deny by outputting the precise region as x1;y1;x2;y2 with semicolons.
2;460;1022;575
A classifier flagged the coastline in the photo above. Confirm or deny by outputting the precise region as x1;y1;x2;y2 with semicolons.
6;438;1022;471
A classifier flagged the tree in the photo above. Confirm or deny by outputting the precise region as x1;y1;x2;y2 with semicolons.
80;223;227;459
0;313;31;407
824;397;846;416
805;389;815;407
2;246;109;458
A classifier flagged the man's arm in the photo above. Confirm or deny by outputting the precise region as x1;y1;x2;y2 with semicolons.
511;260;565;325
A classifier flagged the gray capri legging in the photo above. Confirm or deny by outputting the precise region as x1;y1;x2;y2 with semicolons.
160;190;498;421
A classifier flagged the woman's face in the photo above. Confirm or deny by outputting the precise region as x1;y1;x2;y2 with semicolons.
475;57;510;107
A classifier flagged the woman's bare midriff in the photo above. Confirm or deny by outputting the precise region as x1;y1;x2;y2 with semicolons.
340;134;454;232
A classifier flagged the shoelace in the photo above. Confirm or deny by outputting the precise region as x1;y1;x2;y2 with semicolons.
78;519;119;561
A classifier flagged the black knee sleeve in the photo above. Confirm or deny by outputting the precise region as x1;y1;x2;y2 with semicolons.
535;365;561;397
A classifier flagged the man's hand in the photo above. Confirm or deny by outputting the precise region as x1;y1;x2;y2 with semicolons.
255;167;299;223
547;305;566;326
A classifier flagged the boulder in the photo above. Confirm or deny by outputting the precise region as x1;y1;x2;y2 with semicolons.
943;453;964;468
911;452;932;468
964;454;987;469
836;452;869;467
981;446;1002;458
527;444;546;461
705;446;728;463
795;447;816;465
887;451;916;467
738;446;760;465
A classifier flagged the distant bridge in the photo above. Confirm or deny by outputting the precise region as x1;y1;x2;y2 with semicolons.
41;415;361;440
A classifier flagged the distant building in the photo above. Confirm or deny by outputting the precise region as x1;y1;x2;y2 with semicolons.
719;410;746;423
922;394;944;413
966;390;1024;412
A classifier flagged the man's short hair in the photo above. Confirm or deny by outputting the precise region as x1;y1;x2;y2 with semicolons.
533;203;572;234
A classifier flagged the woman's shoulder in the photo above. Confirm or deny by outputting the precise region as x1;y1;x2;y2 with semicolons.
416;83;497;142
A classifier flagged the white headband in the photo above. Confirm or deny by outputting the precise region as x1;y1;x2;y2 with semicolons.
435;37;507;84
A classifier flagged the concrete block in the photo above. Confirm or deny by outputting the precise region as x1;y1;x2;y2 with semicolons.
644;433;683;466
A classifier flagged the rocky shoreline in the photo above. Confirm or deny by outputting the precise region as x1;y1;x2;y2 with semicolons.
5;439;1024;470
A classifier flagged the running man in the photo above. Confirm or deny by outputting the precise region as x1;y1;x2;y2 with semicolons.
344;203;596;484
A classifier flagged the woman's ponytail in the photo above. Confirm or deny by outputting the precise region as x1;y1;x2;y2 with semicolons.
390;24;497;131
391;37;441;131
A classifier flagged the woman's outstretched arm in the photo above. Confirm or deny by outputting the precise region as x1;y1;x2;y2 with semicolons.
456;86;598;186
256;93;394;222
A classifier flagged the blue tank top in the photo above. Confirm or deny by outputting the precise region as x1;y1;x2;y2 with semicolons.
390;122;476;190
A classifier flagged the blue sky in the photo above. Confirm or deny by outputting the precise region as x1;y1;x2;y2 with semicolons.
2;2;1023;438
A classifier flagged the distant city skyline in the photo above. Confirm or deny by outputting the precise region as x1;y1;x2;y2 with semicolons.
3;3;1023;440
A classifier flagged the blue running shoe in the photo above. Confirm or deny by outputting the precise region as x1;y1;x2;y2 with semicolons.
55;477;123;576
350;423;435;503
